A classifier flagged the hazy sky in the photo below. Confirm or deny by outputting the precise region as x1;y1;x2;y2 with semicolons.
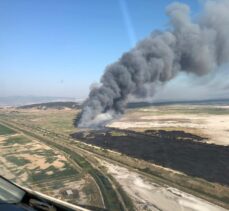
1;0;220;100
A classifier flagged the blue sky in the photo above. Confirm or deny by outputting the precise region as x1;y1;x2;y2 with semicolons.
0;0;200;98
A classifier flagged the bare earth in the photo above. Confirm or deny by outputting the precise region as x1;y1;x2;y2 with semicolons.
98;159;227;211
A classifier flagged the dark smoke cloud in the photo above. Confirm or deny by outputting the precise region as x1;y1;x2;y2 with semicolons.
76;0;229;128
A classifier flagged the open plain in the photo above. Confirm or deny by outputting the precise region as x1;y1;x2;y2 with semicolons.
0;102;229;210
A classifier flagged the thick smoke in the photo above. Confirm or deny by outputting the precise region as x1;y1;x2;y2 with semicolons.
76;0;229;128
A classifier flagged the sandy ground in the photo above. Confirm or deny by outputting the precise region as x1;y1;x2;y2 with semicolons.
0;136;6;142
98;159;227;211
0;158;17;181
109;106;229;146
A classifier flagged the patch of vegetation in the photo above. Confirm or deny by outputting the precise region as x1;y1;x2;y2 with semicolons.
110;131;126;137
29;165;77;182
6;155;30;166
35;149;57;158
0;124;16;135
83;185;95;195
49;182;63;189
3;135;30;146
45;155;60;163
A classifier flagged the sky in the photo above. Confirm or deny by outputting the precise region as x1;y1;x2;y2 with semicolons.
2;0;224;100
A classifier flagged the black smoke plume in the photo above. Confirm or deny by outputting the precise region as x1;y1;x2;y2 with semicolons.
76;0;229;128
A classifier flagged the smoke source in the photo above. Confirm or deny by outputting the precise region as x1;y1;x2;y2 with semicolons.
76;0;229;128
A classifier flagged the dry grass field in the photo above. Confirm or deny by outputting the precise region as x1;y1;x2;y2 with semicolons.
0;108;79;135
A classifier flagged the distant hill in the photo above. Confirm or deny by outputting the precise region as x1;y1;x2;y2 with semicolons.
12;97;229;110
0;96;82;107
18;101;81;110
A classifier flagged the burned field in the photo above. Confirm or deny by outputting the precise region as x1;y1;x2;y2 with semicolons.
72;128;229;186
